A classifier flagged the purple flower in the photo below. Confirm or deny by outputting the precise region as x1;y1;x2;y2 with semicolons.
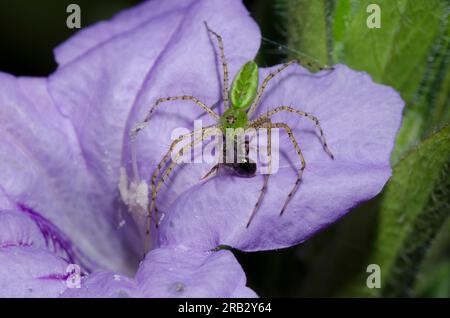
0;0;404;297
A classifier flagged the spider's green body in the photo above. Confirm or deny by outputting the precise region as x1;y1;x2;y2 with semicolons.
221;61;258;130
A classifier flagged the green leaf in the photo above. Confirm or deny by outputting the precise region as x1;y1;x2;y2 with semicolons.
287;0;449;161
350;124;450;297
332;0;446;98
280;0;450;297
415;261;450;297
414;218;450;297
285;0;335;71
334;0;449;161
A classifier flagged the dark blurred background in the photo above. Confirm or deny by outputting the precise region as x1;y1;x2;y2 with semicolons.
0;0;138;75
1;0;448;297
0;0;284;76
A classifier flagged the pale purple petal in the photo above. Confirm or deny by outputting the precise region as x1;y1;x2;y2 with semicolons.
0;209;46;250
230;287;258;298
0;209;70;297
55;0;197;66
0;247;69;297
62;247;255;298
158;64;404;251
0;73;135;272
62;272;140;298
136;247;254;297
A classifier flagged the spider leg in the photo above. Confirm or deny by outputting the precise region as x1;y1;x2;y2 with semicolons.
200;164;219;180
141;129;197;253
142;125;216;254
149;125;218;228
129;95;219;180
152;127;218;226
152;125;216;195
247;60;297;117
204;21;230;109
259;121;306;216
246;120;272;227
247;59;332;117
251;106;334;159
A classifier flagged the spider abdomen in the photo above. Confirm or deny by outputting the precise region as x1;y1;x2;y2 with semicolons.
225;161;257;178
229;60;259;110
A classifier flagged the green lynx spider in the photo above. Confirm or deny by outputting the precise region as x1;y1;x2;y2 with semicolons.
130;22;334;239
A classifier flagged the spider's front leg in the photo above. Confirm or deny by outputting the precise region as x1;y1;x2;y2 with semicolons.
151;126;219;226
149;125;217;219
146;130;196;235
141;126;215;253
129;95;220;180
138;129;196;253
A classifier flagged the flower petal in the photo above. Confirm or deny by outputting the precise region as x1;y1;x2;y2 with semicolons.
61;247;255;298
135;247;254;298
0;247;69;297
61;272;140;298
158;64;404;251
0;73;134;272
0;209;45;249
230;287;258;298
0;207;70;297
55;0;197;66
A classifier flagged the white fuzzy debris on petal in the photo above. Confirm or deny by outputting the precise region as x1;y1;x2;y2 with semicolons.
135;181;149;210
118;167;130;204
118;166;149;231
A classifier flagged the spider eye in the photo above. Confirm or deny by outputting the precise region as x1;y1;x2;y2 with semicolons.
221;108;248;129
226;115;236;124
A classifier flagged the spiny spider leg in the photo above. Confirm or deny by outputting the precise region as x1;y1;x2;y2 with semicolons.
133;95;219;130
246;119;272;227
200;164;219;180
145;125;216;241
204;21;230;109
143;129;197;252
247;60;297;116
259;121;306;216
251;106;334;159
130;95;219;180
151;127;218;226
149;125;217;216
247;59;332;117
